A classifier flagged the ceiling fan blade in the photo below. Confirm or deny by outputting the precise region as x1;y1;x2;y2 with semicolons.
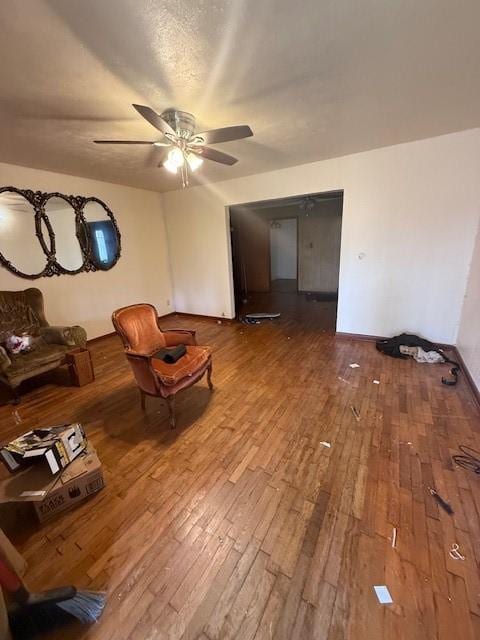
93;140;155;144
193;125;253;145
191;146;238;165
132;104;176;136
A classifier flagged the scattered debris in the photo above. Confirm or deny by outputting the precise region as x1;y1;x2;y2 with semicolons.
287;337;291;340
12;410;22;425
373;379;380;384
428;486;454;515
337;376;349;384
217;320;222;325
373;585;393;604
452;445;480;474
350;405;361;421
320;441;331;448
391;527;397;549
349;363;360;369
449;543;465;561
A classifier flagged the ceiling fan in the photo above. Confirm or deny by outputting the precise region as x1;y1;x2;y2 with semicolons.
94;104;253;187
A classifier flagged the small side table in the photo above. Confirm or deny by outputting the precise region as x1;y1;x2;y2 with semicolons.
66;347;95;386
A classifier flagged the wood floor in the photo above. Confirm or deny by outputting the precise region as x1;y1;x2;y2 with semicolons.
236;280;338;331
1;313;480;639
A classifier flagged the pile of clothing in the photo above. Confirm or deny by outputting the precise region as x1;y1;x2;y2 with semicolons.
376;333;459;385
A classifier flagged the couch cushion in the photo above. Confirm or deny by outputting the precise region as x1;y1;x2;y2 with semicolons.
151;345;211;386
6;342;69;376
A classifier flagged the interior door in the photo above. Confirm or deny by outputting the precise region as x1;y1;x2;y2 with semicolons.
232;209;270;293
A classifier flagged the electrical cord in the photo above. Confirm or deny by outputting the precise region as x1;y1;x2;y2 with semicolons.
452;445;480;474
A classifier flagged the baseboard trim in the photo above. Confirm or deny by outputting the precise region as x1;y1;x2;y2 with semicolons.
162;312;235;325
158;312;177;321
87;331;117;345
335;331;385;343
335;331;455;350
450;346;480;408
86;311;234;346
336;331;479;408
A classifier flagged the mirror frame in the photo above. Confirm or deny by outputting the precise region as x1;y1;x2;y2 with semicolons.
0;186;121;279
41;192;88;275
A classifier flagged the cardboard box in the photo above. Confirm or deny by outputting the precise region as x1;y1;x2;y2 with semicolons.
0;423;87;474
0;444;104;523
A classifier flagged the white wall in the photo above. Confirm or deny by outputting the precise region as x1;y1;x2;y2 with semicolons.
270;218;297;280
457;221;480;391
163;128;480;343
0;162;173;339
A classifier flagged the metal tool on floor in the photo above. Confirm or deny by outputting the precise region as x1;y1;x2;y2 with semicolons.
428;487;454;514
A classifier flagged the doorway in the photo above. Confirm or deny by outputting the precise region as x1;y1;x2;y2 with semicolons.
229;191;343;330
270;218;297;293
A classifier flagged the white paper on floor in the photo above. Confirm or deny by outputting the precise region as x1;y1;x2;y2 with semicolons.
373;379;380;384
373;585;393;604
320;441;331;448
350;405;361;421
391;527;397;548
349;363;360;368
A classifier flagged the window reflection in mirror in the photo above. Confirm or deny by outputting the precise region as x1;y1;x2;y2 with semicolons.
82;200;119;269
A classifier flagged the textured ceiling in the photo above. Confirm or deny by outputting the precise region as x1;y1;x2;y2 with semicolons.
0;0;479;193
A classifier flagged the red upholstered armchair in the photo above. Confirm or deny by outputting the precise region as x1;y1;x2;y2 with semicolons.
112;303;213;428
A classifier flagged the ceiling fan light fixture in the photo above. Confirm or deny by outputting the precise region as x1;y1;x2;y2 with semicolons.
186;152;203;172
167;147;185;168
163;158;179;174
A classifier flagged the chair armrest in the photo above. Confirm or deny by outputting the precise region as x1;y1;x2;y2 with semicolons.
162;329;197;346
39;325;87;348
0;346;11;373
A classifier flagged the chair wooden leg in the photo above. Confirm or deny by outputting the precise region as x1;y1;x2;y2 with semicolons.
207;362;214;391
139;389;146;411
167;395;176;429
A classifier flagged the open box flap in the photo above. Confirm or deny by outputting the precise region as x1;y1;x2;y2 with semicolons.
0;445;98;503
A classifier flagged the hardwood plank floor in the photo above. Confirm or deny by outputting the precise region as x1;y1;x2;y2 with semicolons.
1;313;479;639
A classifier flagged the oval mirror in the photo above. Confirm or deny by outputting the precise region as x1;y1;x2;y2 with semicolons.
43;195;85;273
0;189;47;277
82;199;120;270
